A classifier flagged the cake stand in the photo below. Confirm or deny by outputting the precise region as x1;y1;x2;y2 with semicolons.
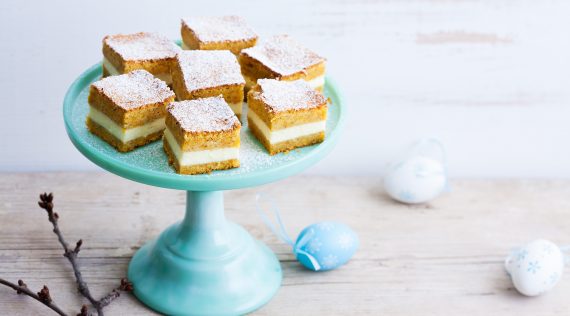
63;63;345;316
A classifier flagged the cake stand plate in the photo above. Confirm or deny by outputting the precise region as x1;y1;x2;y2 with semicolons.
63;63;346;316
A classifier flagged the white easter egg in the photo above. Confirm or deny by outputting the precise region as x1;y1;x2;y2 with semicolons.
384;156;446;204
505;239;565;296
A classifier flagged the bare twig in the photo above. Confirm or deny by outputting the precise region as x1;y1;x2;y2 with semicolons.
0;279;67;316
98;279;133;309
0;193;134;316
38;193;101;313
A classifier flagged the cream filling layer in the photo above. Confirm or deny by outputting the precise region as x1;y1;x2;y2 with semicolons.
305;75;325;89
228;102;244;115
247;109;326;144
102;58;172;84
243;74;325;90
88;106;165;143
244;74;258;90
164;128;239;166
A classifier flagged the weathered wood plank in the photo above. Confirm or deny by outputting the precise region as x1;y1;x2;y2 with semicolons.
0;172;569;315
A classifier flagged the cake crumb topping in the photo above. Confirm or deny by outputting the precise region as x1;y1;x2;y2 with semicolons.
256;79;327;113
241;35;325;76
181;16;257;43
104;32;180;61
168;96;240;132
92;70;174;110
176;50;245;91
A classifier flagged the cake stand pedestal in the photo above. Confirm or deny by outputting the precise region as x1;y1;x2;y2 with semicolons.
63;63;345;316
128;190;281;315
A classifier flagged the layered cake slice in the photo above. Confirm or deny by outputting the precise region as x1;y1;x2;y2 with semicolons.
87;70;175;152
239;35;326;91
171;50;245;119
102;32;180;85
247;79;328;155
163;96;241;175
181;16;257;54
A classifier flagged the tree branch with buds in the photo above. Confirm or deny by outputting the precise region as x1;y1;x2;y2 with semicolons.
0;193;133;316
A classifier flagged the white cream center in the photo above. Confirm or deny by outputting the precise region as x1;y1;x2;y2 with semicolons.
244;74;325;90
228;102;244;115
244;74;258;90
306;75;325;89
102;58;172;84
247;110;326;144
102;58;121;76
164;128;239;166
88;106;165;143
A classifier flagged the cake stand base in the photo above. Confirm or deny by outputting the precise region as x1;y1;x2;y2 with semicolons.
128;191;282;316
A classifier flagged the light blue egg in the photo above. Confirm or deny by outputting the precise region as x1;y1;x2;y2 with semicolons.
294;221;358;271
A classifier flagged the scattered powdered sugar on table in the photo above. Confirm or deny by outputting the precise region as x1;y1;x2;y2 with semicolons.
104;32;180;61
92;70;175;110
181;16;257;43
241;34;325;76
255;79;327;113
167;96;240;133
177;50;245;91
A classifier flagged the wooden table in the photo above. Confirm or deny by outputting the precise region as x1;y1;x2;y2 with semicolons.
0;172;569;315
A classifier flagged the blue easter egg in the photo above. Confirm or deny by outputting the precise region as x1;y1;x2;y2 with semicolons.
294;221;358;271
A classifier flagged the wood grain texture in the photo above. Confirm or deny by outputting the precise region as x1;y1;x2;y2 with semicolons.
1;172;569;315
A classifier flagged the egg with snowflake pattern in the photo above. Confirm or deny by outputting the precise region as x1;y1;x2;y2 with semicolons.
294;221;358;271
505;239;565;296
384;156;446;204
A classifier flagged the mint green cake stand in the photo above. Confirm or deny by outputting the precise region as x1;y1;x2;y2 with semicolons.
63;63;346;316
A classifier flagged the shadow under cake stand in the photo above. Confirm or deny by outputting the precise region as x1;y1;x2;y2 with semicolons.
63;63;346;316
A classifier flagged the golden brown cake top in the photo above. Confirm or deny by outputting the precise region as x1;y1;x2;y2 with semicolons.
181;16;257;43
167;96;240;133
91;70;175;110
255;79;327;113
103;32;180;61
240;35;325;77
176;50;245;91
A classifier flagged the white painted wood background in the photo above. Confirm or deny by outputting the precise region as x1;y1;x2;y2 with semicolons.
0;0;569;177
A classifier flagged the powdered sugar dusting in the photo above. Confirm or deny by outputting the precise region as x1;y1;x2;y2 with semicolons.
241;35;325;76
181;16;257;43
68;65;340;180
177;50;245;91
92;70;175;110
104;32;180;61
255;79;327;113
167;96;240;133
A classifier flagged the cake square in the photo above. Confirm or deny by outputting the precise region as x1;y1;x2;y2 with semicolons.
163;96;241;175
171;50;245;119
247;79;328;155
102;32;180;85
181;16;257;54
239;35;326;92
87;70;175;152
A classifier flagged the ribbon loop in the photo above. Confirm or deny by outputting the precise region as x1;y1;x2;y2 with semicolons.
255;192;322;271
410;138;450;192
255;192;294;246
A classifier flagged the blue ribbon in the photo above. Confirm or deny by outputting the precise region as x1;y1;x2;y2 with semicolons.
255;193;322;271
